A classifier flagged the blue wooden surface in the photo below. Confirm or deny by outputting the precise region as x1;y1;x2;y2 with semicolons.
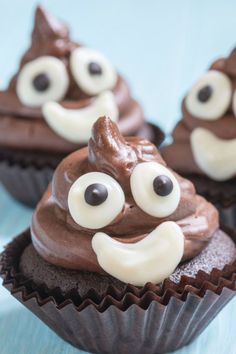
0;1;236;353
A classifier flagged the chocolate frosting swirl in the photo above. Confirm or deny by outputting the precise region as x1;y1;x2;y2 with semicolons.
162;47;236;176
0;6;145;153
31;117;219;273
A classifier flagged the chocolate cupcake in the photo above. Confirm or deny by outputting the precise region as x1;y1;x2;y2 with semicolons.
0;6;163;207
1;117;236;354
162;47;236;227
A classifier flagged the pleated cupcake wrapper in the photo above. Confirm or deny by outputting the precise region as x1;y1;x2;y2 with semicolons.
3;286;235;354
216;203;236;229
1;228;236;354
188;174;236;207
0;159;53;207
183;174;236;229
145;122;165;147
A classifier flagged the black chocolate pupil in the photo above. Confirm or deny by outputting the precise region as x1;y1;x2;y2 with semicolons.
153;175;173;197
197;85;213;103
84;183;108;206
88;62;103;75
33;73;50;92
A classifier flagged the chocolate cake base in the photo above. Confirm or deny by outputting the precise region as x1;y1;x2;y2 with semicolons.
20;243;125;297
19;229;236;297
0;122;164;207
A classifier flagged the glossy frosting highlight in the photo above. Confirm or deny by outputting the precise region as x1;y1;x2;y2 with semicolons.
31;117;219;275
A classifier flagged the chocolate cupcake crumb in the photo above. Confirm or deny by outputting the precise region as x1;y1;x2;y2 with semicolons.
19;229;236;296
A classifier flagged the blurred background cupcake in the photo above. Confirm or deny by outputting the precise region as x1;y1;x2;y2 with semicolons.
162;47;236;228
0;5;164;207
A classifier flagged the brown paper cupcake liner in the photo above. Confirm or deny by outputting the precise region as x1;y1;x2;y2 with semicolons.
0;159;53;207
184;174;236;228
0;123;164;208
1;227;236;354
187;174;236;206
215;203;236;229
140;122;165;148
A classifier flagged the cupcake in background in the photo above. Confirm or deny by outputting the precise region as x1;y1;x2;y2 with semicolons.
1;117;235;354
162;47;236;227
0;5;163;206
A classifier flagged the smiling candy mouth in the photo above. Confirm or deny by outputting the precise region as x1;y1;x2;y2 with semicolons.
91;221;184;286
42;91;119;144
191;127;236;181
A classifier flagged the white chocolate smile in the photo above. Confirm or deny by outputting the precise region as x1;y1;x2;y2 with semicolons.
42;91;119;143
191;127;236;181
92;221;184;286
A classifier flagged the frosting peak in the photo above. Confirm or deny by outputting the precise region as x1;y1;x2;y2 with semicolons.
19;5;76;67
34;6;69;38
88;117;160;185
32;117;219;285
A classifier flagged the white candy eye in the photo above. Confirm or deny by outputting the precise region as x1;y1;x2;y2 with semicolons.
68;172;125;229
16;56;69;107
185;70;231;120
70;48;117;95
130;162;180;218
